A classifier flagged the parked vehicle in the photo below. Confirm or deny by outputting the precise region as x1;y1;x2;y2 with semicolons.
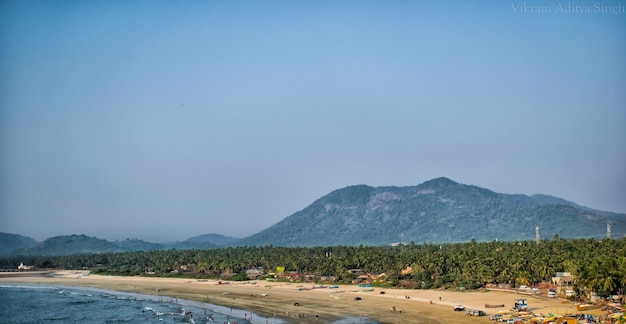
513;298;528;311
489;314;503;321
454;304;465;311
466;309;486;316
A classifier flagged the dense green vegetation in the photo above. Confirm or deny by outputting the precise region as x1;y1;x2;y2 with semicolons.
3;237;626;297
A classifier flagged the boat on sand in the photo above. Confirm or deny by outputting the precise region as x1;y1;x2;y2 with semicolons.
485;304;505;308
576;303;601;311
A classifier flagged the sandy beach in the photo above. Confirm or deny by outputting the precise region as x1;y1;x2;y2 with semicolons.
0;271;596;323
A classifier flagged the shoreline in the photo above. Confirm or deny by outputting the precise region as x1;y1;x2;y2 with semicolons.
1;282;275;324
0;271;599;323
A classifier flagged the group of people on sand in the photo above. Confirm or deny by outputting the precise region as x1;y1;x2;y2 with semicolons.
390;306;403;313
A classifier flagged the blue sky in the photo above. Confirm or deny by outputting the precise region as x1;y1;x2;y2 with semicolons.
1;0;625;242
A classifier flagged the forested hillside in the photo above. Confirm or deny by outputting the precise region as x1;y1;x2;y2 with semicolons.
4;234;235;256
4;178;625;254
9;234;125;256
237;177;626;246
0;232;37;255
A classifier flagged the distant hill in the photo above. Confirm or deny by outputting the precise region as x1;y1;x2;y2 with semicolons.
182;233;238;246
158;234;238;250
10;234;124;256
4;177;625;254
3;233;240;256
235;177;626;247
112;238;166;252
0;232;38;255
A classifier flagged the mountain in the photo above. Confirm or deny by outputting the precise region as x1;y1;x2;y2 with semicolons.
10;234;125;256
0;232;38;255
160;234;238;250
183;233;238;246
112;239;166;251
3;235;162;256
235;177;626;247
4;233;240;256
4;177;625;254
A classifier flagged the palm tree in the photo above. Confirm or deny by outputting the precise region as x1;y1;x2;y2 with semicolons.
514;270;531;288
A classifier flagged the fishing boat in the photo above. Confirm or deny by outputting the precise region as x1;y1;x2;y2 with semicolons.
485;304;505;308
362;288;374;292
542;316;560;324
576;303;601;311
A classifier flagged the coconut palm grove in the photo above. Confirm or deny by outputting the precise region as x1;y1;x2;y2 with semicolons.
2;237;625;299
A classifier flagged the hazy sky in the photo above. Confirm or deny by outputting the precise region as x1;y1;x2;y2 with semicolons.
1;0;625;243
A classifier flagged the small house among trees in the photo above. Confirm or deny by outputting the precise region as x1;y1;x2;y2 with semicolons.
245;267;264;280
18;262;33;270
551;272;573;286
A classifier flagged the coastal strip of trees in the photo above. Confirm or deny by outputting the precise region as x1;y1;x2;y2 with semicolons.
1;237;625;297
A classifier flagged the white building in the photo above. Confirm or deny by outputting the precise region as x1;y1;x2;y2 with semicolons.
18;262;33;270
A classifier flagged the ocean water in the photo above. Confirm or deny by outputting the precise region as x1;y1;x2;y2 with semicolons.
0;284;261;324
0;284;378;324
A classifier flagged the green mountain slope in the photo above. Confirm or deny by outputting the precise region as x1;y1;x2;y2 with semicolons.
0;232;38;255
5;177;624;253
5;234;239;256
236;177;626;247
10;234;124;256
182;233;238;246
112;239;166;251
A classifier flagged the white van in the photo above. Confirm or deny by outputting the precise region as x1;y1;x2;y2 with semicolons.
548;291;557;298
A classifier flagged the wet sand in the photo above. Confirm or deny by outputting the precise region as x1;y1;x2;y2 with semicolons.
0;271;593;323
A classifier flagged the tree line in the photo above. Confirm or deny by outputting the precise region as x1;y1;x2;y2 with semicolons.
2;237;625;297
